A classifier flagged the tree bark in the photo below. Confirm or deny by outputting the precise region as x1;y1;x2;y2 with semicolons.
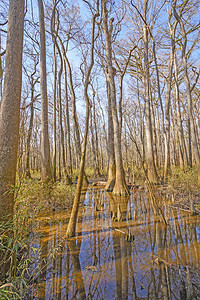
174;53;187;169
102;0;129;195
142;0;157;183
64;61;72;174
0;0;24;219
52;43;57;182
25;61;39;179
38;0;52;182
25;99;34;179
105;77;116;191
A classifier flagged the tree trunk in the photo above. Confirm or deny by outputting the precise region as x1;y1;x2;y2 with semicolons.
142;0;157;183
25;61;39;179
174;53;186;169
173;4;200;184
105;77;116;191
25;101;34;179
66;3;99;237
38;0;52;182
56;34;89;183
163;22;176;181
52;43;57;182
61;43;81;164
0;0;24;219
102;0;129;195
64;61;72;174
92;90;101;176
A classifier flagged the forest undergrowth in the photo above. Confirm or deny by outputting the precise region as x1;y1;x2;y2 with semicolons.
0;178;75;299
157;166;200;215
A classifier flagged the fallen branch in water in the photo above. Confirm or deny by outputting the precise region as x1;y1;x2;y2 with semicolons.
98;225;135;241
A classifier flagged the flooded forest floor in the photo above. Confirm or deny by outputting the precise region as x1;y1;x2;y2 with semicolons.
27;179;200;299
1;177;200;299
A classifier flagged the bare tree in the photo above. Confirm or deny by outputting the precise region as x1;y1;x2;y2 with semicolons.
102;0;129;195
51;3;72;183
66;0;99;238
173;0;200;184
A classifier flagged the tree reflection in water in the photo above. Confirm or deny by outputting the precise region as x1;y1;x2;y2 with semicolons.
28;187;200;299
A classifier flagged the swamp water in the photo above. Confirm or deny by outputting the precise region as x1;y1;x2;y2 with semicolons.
27;186;200;299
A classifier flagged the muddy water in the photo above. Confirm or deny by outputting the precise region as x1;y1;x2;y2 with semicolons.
28;187;200;299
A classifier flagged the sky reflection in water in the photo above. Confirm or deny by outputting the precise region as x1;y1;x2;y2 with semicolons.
28;187;200;299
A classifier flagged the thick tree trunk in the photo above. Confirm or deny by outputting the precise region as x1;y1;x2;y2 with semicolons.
102;0;129;195
38;0;52;182
0;0;24;219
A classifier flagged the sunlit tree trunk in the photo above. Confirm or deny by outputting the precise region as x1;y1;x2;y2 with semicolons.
105;77;116;191
52;43;57;182
92;89;101;176
89;85;100;176
66;3;99;237
142;0;157;183
90;110;96;171
173;3;200;184
150;91;159;169
38;0;52;182
0;33;3;98
0;0;24;219
162;17;177;181
64;61;72;174
102;0;129;195
171;105;178;166
174;53;186;170
57;49;71;182
51;8;72;183
25;61;39;179
25;101;34;179
51;2;58;182
63;47;81;164
137;63;145;165
56;33;88;183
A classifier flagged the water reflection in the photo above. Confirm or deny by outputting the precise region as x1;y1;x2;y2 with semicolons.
28;187;200;299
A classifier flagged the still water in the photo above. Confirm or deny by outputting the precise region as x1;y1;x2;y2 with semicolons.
28;187;200;299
